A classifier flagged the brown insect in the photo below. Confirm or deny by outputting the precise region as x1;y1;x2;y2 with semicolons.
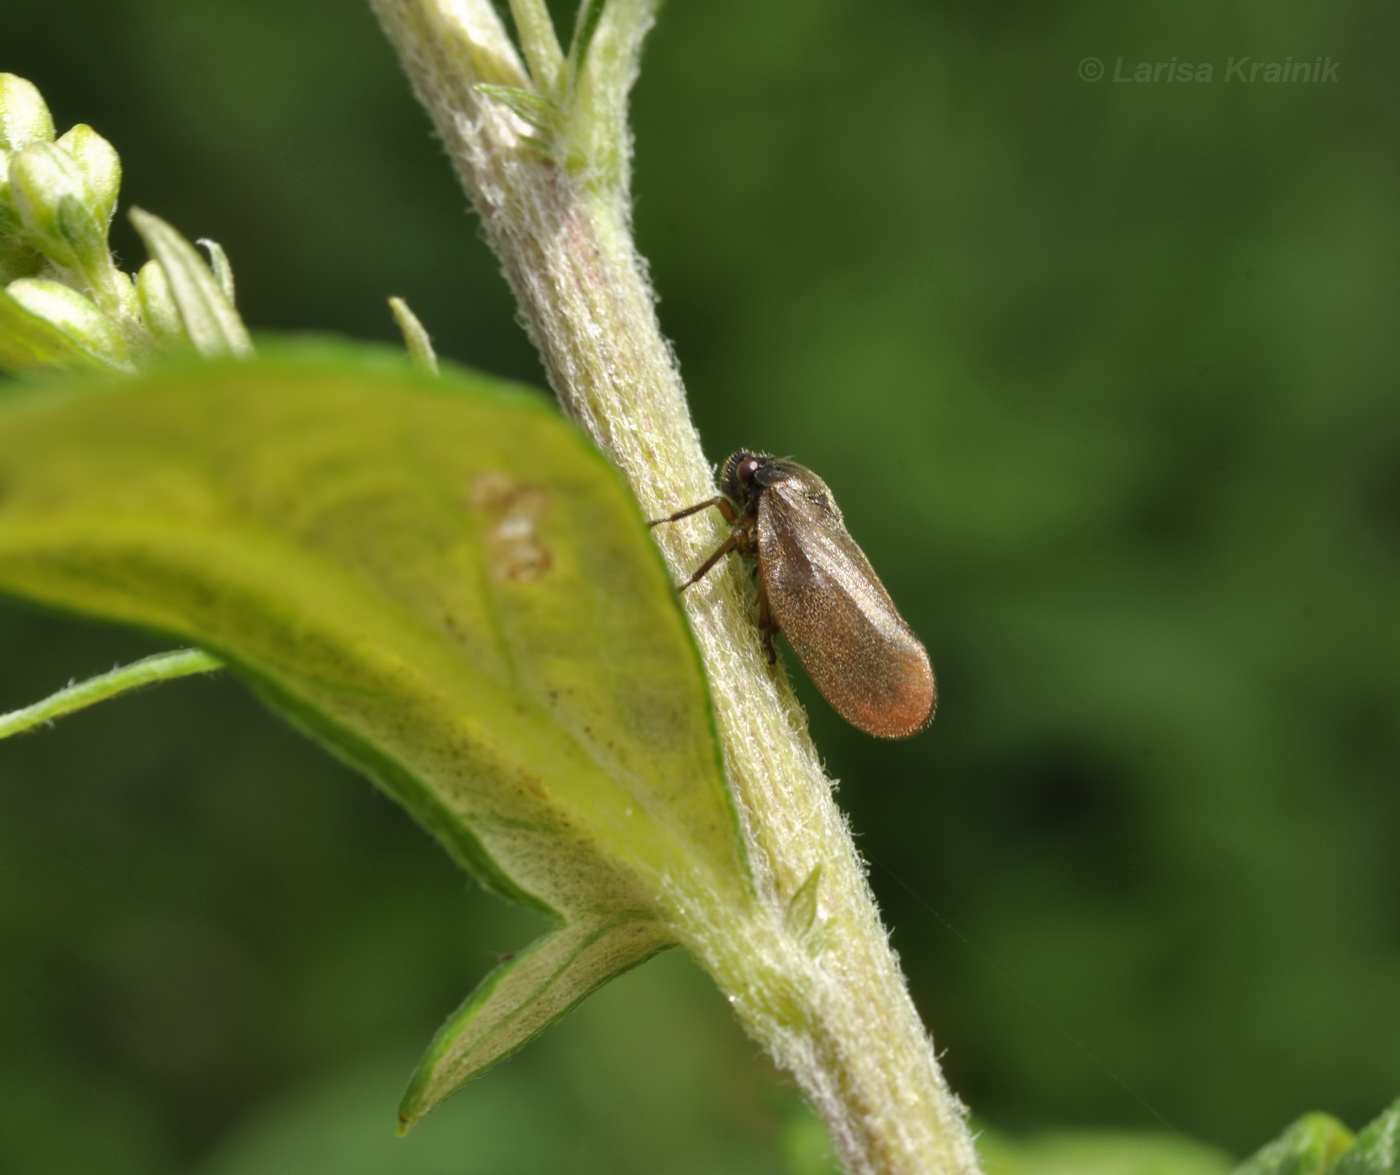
651;451;936;739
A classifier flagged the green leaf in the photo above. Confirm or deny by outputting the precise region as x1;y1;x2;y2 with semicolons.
0;343;748;1124
1233;1113;1356;1175
399;916;672;1128
1334;1100;1400;1175
1230;1101;1400;1175
473;84;558;134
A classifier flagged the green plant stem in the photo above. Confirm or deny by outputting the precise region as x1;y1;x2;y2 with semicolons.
506;0;564;92
0;648;222;739
369;3;982;1171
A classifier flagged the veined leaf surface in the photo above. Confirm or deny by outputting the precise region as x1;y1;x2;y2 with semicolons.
0;344;749;1122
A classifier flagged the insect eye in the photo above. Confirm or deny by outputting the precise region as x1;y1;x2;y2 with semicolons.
736;456;763;484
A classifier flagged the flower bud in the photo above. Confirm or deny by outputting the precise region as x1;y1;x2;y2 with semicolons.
56;124;121;228
7;141;123;308
8;142;109;272
135;259;187;349
1;277;136;372
0;74;55;152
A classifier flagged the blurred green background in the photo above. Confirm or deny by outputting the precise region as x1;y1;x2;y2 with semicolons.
3;1;1398;1172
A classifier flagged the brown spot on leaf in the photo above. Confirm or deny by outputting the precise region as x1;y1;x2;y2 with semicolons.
471;471;553;582
470;471;518;512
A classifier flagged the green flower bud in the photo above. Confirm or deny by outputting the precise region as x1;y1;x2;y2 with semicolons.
8;141;126;311
55;124;121;228
135;258;187;349
0;277;136;373
8;142;110;272
0;74;55;152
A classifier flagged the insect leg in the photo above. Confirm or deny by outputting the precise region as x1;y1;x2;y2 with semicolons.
678;529;745;590
648;496;738;527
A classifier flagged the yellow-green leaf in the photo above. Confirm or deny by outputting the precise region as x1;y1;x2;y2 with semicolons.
0;342;749;1122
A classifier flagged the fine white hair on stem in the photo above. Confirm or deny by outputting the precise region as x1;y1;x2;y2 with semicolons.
369;3;983;1171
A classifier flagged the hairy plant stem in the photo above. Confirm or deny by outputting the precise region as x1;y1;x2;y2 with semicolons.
0;649;222;740
370;3;982;1171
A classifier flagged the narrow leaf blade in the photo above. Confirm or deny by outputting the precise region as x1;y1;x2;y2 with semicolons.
400;916;671;1129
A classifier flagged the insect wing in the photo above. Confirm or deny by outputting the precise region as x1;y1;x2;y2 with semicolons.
756;482;935;738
